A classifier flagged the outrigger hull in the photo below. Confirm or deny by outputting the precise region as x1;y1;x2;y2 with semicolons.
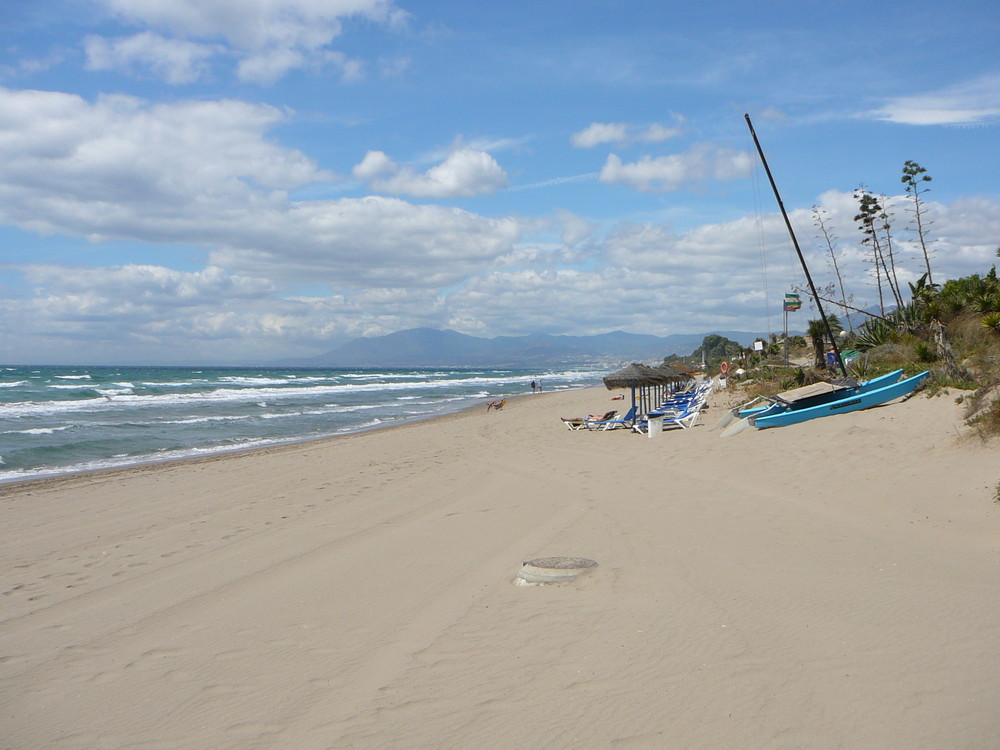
750;371;929;429
736;369;904;421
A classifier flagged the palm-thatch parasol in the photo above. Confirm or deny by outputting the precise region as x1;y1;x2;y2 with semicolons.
603;363;686;417
667;361;698;377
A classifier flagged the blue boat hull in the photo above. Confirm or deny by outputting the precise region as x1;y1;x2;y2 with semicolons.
751;371;928;429
737;369;904;420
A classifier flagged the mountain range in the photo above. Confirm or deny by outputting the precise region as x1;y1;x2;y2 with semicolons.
285;328;768;368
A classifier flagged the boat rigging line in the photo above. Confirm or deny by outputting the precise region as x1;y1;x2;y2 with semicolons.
743;113;848;380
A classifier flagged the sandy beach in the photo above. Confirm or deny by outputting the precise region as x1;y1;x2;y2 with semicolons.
2;384;999;749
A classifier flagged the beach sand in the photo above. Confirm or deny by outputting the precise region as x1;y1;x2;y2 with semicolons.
2;385;999;749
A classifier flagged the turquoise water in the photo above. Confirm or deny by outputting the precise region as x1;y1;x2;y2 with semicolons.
0;365;603;484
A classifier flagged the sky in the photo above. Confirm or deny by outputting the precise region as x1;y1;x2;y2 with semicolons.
1;0;999;365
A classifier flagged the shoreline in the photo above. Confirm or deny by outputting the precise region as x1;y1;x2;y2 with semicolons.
0;387;555;496
3;385;999;748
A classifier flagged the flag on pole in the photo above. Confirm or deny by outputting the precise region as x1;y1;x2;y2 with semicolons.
783;292;801;312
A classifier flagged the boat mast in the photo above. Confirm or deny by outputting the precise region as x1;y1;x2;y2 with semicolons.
744;113;848;379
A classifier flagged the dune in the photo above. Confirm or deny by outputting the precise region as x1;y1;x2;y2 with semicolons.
2;385;998;748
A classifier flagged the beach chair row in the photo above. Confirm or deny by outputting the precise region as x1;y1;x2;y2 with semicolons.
560;382;712;433
632;382;712;433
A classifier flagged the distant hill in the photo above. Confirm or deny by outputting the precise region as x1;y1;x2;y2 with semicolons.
285;328;767;367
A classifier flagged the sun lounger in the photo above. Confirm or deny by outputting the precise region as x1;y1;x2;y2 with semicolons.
562;410;616;430
633;401;704;433
586;406;636;431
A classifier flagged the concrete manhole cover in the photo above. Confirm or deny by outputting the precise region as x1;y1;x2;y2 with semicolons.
516;556;598;585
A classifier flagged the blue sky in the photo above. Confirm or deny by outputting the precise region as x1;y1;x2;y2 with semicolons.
1;0;999;364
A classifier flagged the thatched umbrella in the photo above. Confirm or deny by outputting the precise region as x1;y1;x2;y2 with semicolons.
603;363;685;416
653;363;686;381
667;361;697;377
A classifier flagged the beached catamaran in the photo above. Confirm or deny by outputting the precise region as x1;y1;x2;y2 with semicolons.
720;116;928;435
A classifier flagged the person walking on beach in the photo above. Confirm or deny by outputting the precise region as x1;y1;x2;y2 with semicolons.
531;380;537;393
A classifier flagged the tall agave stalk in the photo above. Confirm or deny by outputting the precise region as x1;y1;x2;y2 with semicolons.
901;160;934;286
813;206;853;332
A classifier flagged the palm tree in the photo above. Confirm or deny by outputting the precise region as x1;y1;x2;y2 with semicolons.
806;315;844;369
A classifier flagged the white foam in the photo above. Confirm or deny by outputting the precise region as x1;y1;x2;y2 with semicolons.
8;426;72;435
218;376;301;386
0;436;292;485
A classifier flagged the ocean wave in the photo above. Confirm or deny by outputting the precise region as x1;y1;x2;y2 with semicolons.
54;374;92;380
0;381;28;388
161;414;256;425
0;436;294;485
217;376;308;386
97;388;135;397
6;425;73;435
0;366;606;484
1;374;556;417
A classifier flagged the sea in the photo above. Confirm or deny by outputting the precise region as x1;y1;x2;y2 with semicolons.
0;364;605;485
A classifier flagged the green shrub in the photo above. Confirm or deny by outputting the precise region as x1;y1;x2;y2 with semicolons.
982;311;1000;335
914;341;938;362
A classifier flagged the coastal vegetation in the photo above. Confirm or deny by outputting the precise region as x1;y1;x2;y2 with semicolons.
692;158;1000;438
685;261;1000;437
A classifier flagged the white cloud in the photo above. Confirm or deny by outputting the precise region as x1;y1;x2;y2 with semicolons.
353;149;509;198
571;117;684;148
2;83;999;363
571;122;629;148
210;197;522;287
0;88;520;292
0;264;286;361
870;73;1000;126
100;0;408;46
92;0;409;83
635;122;684;142
23;264;273;305
600;143;753;192
352;150;396;181
0;87;332;237
4;188;999;362
84;32;218;84
236;47;307;85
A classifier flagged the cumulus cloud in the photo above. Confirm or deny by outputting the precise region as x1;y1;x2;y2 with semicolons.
571;118;684;148
22;264;274;307
0;87;332;237
2;83;999;362
210;197;522;287
571;122;629;148
634;122;684;142
870;73;1000;126
600;143;753;192
90;0;409;83
0;264;285;361
5;186;1000;362
0;88;524;289
351;150;396;181
84;32;218;84
352;149;509;197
